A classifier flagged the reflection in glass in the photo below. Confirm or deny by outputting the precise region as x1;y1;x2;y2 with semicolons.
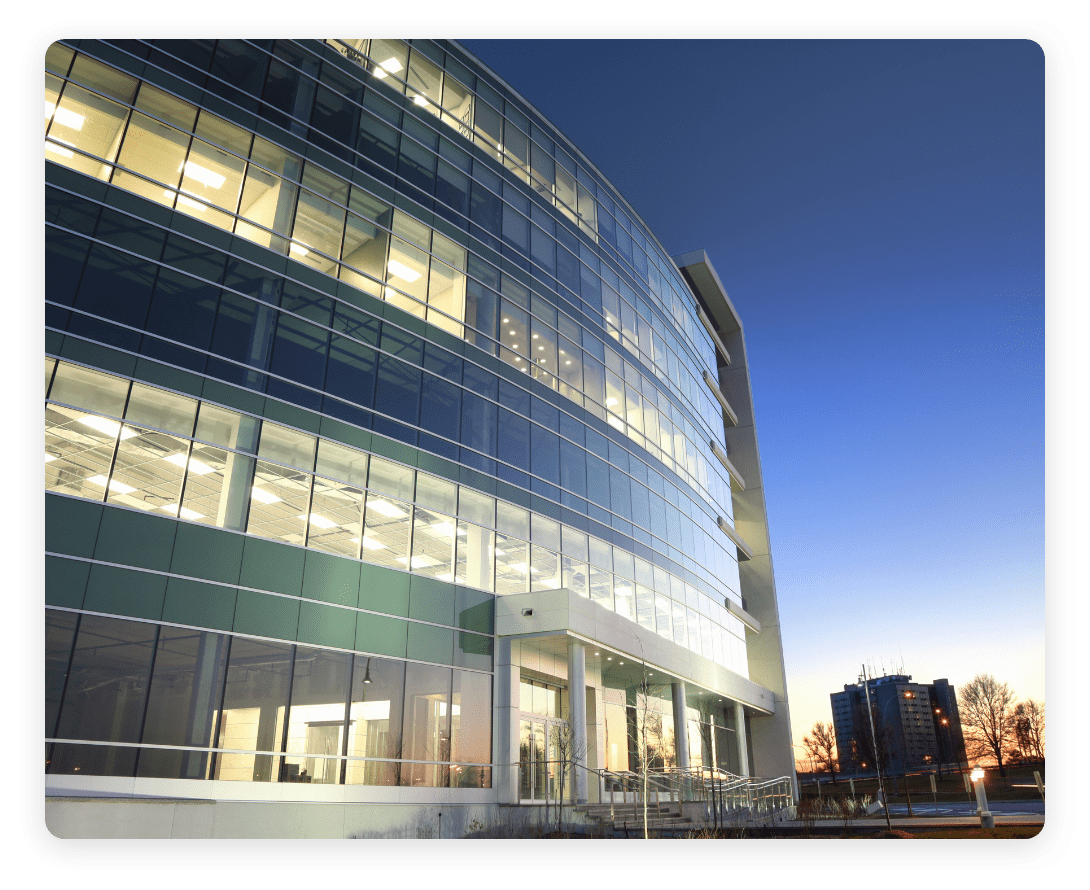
345;655;405;785
106;425;190;516
283;647;350;784
247;459;311;544
307;476;364;557
45;404;119;501
360;492;411;569
402;662;451;787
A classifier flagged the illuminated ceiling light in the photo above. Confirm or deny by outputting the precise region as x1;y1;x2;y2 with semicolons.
300;512;337;529
47;104;85;130
509;330;516;335
396;554;439;569
357;536;386;551
532;334;538;339
86;474;135;495
615;585;632;595
493;549;506;557
565;360;572;365
435;572;454;581
413;95;429;107
45;452;57;463
538;346;545;351
175;194;208;212
503;318;509;323
182;160;226;189
164;453;214;475
78;415;137;439
430;521;455;536
289;242;310;257
511;562;527;571
367;498;407;518
378;57;402;74
387;259;422;282
605;397;618;407
45;141;75;159
161;503;204;520
250;487;282;504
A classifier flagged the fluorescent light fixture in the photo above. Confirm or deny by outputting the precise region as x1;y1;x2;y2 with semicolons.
430;521;455;536
605;397;618;406
250;487;281;504
435;572;453;582
182;160;226;189
367;498;407;518
614;586;633;596
45;452;56;463
395;555;439;569
378;57;403;74
45;141;75;159
511;562;527;572
413;95;429;107
358;536;386;551
78;415;137;439
300;512;337;529
46;103;85;130
176;194;208;212
289;242;310;257
164;453;214;475
86;475;136;495
493;549;506;557
161;503;204;520
386;259;421;282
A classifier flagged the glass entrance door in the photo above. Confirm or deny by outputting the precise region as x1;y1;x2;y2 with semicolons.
518;716;567;802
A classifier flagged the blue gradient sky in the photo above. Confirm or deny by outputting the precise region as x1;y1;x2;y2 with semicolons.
461;39;1045;756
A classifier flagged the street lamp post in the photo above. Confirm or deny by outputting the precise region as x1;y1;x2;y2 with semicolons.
934;707;946;777
861;665;893;831
970;767;995;828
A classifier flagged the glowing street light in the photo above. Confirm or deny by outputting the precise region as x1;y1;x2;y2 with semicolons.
970;767;995;828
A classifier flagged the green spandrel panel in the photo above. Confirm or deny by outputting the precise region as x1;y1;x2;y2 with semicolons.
355;612;407;659
406;621;454;666
132;359;204;398
359;562;409;617
45;555;90;609
45;494;102;558
239;536;305;596
161;577;237;631
261;398;321;434
297;600;356;650
408;574;455;627
301;549;361;607
58;338;138;378
318;416;371;452
200;378;266;416
455;631;493;672
455;587;494;634
94;506;178;572
84;563;167;621
170;522;245;585
232;588;300;641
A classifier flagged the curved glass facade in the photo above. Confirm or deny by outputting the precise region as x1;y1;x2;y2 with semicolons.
44;39;790;813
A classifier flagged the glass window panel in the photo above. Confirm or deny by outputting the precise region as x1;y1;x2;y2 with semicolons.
530;545;560;591
457;488;494;527
213;637;293;782
194;403;260;452
45;42;75;77
405;49;442;116
562;556;588;597
55;614;157;745
282;647;350;785
613;578;634;621
672;601;688;648
414;472;457;515
402;662;451;787
451;670;491;784
392;208;431;251
370;39;409;91
106;425;190;516
124;382;197;436
45;72;63;135
180;136;246;215
386;235;429;310
529;317;557;387
180;443;253;530
496;501;529;538
361;492;412;569
519;680;533;713
654;594;673;640
409;506;456;578
345;654;405;781
456;521;494;591
139;628;229;780
561;526;588;562
530;513;560;551
340;210;388;297
634;585;655;631
613;549;634;580
237;165;298;246
367;456;414;499
473;99;502;154
494;534;528;595
308;475;364;557
247;459;311;544
291;189;344;273
499;300;529;361
588;566;614;605
257;421;316;471
195;109;252;156
588;536;612;571
440;75;473;138
427;257;466;338
134;81;196;130
634;557;654;588
315;439;368;486
49;363;127;416
532;683;547;717
700;615;714;660
45;404;119;500
557;334;582;399
687;609;702;657
113;111;191;206
503;125;529;183
47;83;129;181
46;609;79;737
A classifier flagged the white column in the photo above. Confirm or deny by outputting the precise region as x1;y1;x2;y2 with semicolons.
734;701;750;778
567;640;588;804
493;638;520;804
672;682;690;770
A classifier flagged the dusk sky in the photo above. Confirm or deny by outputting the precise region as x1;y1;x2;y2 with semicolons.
461;38;1046;758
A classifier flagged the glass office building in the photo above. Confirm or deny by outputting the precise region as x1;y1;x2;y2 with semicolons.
43;38;793;836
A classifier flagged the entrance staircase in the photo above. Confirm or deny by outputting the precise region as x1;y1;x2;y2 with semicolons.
577;801;695;837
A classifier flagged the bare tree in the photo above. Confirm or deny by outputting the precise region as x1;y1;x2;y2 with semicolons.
849;704;895;773
1013;699;1045;763
958;674;1017;777
802;721;839;784
550;722;588;833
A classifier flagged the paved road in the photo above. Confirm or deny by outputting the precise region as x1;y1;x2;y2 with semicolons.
885;800;1044;818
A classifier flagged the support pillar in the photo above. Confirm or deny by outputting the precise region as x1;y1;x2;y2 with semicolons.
567;640;588;804
734;702;750;778
493;638;520;804
671;682;690;770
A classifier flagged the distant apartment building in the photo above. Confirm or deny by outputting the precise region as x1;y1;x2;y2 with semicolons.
830;675;968;776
